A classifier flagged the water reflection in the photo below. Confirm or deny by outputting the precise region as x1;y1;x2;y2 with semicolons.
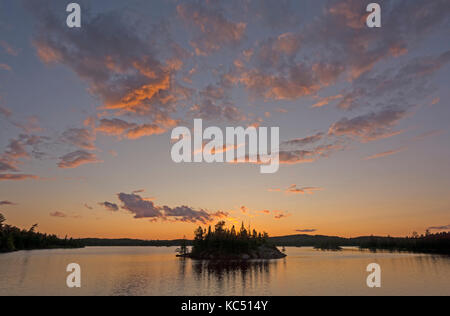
186;259;280;295
0;247;448;295
192;259;276;278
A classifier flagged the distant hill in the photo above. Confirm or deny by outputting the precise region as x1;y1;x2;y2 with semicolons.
79;233;450;255
80;238;191;247
79;234;360;247
269;234;353;247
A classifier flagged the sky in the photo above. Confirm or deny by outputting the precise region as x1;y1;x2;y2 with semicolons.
0;0;449;240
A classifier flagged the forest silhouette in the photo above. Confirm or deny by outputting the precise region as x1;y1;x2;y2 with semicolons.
0;213;83;253
0;213;448;255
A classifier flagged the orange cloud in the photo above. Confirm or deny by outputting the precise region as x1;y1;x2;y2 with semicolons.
34;41;61;63
328;1;368;30
312;94;343;108
96;119;167;140
177;3;246;56
0;174;39;181
126;124;166;139
239;68;321;101
431;97;440;106
364;147;407;160
104;74;171;111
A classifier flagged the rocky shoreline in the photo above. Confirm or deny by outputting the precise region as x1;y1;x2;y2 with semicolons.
177;245;286;260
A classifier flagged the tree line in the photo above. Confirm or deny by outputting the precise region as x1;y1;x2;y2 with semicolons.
357;231;450;254
0;213;83;253
190;221;270;256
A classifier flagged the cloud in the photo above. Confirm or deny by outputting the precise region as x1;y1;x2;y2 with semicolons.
282;132;324;147
0;135;47;180
61;128;96;150
274;211;290;220
227;0;450;110
364;147;407;160
117;192;227;224
321;0;449;79
431;97;440;106
96;118;135;137
49;211;67;218
413;130;445;142
327;0;368;30
49;211;81;219
312;94;343;108
0;105;12;118
118;193;164;219
234;206;286;219
278;143;343;165
286;185;323;195
328;108;407;142
427;225;450;231
57;150;101;169
12;116;43;133
189;100;246;123
13;0;450;185
238;64;324;101
269;185;323;195
177;2;246;56
0;160;18;173
253;32;302;70
0;40;19;56
230;141;343;166
4;138;30;159
162;205;221;224
98;201;119;212
187;76;247;123
0;174;38;181
295;229;318;233
0;64;12;72
247;0;299;29
126;124;166;140
28;2;185;134
336;51;450;111
0;201;16;206
2;134;45;161
96;118;167;139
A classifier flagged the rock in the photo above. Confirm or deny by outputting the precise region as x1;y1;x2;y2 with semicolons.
183;245;286;260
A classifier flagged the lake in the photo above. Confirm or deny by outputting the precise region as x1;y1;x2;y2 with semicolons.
0;246;448;296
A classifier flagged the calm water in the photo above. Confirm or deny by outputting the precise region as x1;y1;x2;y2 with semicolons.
0;246;449;296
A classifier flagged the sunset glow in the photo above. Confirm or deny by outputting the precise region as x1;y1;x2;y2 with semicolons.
0;0;449;241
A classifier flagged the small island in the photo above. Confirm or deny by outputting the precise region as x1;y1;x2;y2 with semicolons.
314;241;343;251
176;221;286;260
